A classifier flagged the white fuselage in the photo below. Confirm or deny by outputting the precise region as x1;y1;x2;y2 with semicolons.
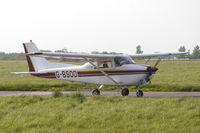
36;64;155;86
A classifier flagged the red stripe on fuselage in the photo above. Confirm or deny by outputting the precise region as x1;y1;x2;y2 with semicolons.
78;70;149;77
31;70;152;79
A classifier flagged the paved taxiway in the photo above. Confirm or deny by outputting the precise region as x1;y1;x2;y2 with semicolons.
0;91;200;98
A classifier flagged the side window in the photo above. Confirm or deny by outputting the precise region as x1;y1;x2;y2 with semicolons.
114;57;123;67
99;61;113;68
114;56;134;67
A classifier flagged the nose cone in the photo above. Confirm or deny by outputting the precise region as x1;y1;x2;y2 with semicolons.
147;66;158;72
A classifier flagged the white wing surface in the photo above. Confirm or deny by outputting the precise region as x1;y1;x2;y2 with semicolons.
129;52;187;58
28;52;117;59
28;51;187;59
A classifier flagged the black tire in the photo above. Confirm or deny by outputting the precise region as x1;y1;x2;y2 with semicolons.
92;89;100;95
121;88;129;96
136;90;143;97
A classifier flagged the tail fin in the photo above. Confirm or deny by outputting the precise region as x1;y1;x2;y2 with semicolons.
23;41;68;72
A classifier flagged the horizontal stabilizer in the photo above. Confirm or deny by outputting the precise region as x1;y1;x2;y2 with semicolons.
11;72;48;75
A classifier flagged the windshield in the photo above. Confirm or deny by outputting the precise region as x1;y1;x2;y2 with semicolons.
114;56;135;66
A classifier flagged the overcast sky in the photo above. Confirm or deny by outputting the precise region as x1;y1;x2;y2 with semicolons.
0;0;199;54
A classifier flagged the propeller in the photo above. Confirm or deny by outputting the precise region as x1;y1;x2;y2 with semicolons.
145;66;159;84
145;67;153;83
145;57;161;84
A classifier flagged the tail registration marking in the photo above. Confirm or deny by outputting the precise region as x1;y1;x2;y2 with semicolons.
55;71;78;79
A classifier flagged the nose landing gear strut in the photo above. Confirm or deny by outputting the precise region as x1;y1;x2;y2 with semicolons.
136;85;143;97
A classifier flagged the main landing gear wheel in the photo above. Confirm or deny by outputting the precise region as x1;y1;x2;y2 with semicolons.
92;89;100;95
121;88;129;96
136;90;143;97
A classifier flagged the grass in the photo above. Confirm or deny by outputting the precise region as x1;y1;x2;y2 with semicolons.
146;60;200;91
0;60;200;91
0;60;199;133
52;90;63;98
0;95;199;133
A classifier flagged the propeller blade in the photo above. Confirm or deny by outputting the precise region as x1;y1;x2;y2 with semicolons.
149;80;151;84
145;66;158;84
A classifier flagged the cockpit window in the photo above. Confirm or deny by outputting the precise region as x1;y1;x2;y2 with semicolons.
114;56;135;66
98;61;112;68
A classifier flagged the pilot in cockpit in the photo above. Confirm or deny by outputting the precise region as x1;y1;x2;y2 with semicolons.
102;63;108;68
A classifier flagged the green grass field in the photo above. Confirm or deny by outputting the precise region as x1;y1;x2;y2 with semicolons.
0;60;200;91
0;61;200;133
0;95;199;133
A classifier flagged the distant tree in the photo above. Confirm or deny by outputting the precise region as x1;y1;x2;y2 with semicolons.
0;52;25;60
136;45;143;54
40;50;52;52
91;51;99;54
178;46;186;52
177;46;186;58
101;51;109;54
53;48;68;62
55;48;68;53
187;49;191;57
109;52;121;55
192;45;200;58
62;48;68;53
0;52;5;55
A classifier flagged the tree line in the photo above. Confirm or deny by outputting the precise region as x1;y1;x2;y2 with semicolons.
0;45;200;60
0;52;25;60
177;45;200;58
135;45;200;58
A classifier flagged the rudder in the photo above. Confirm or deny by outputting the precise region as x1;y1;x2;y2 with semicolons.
23;41;68;72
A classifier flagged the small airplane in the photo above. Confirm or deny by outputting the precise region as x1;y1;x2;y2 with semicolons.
13;40;187;97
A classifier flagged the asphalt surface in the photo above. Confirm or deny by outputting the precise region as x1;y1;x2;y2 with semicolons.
0;91;200;98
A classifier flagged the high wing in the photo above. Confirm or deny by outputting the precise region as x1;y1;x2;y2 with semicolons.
28;52;117;59
28;51;187;59
129;52;187;58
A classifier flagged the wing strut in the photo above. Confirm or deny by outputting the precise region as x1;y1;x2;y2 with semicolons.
154;57;161;67
145;57;151;64
84;58;120;86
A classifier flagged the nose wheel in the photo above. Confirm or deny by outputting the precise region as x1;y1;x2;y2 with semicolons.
92;89;100;95
121;88;129;96
92;85;103;95
136;85;143;97
136;90;143;97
